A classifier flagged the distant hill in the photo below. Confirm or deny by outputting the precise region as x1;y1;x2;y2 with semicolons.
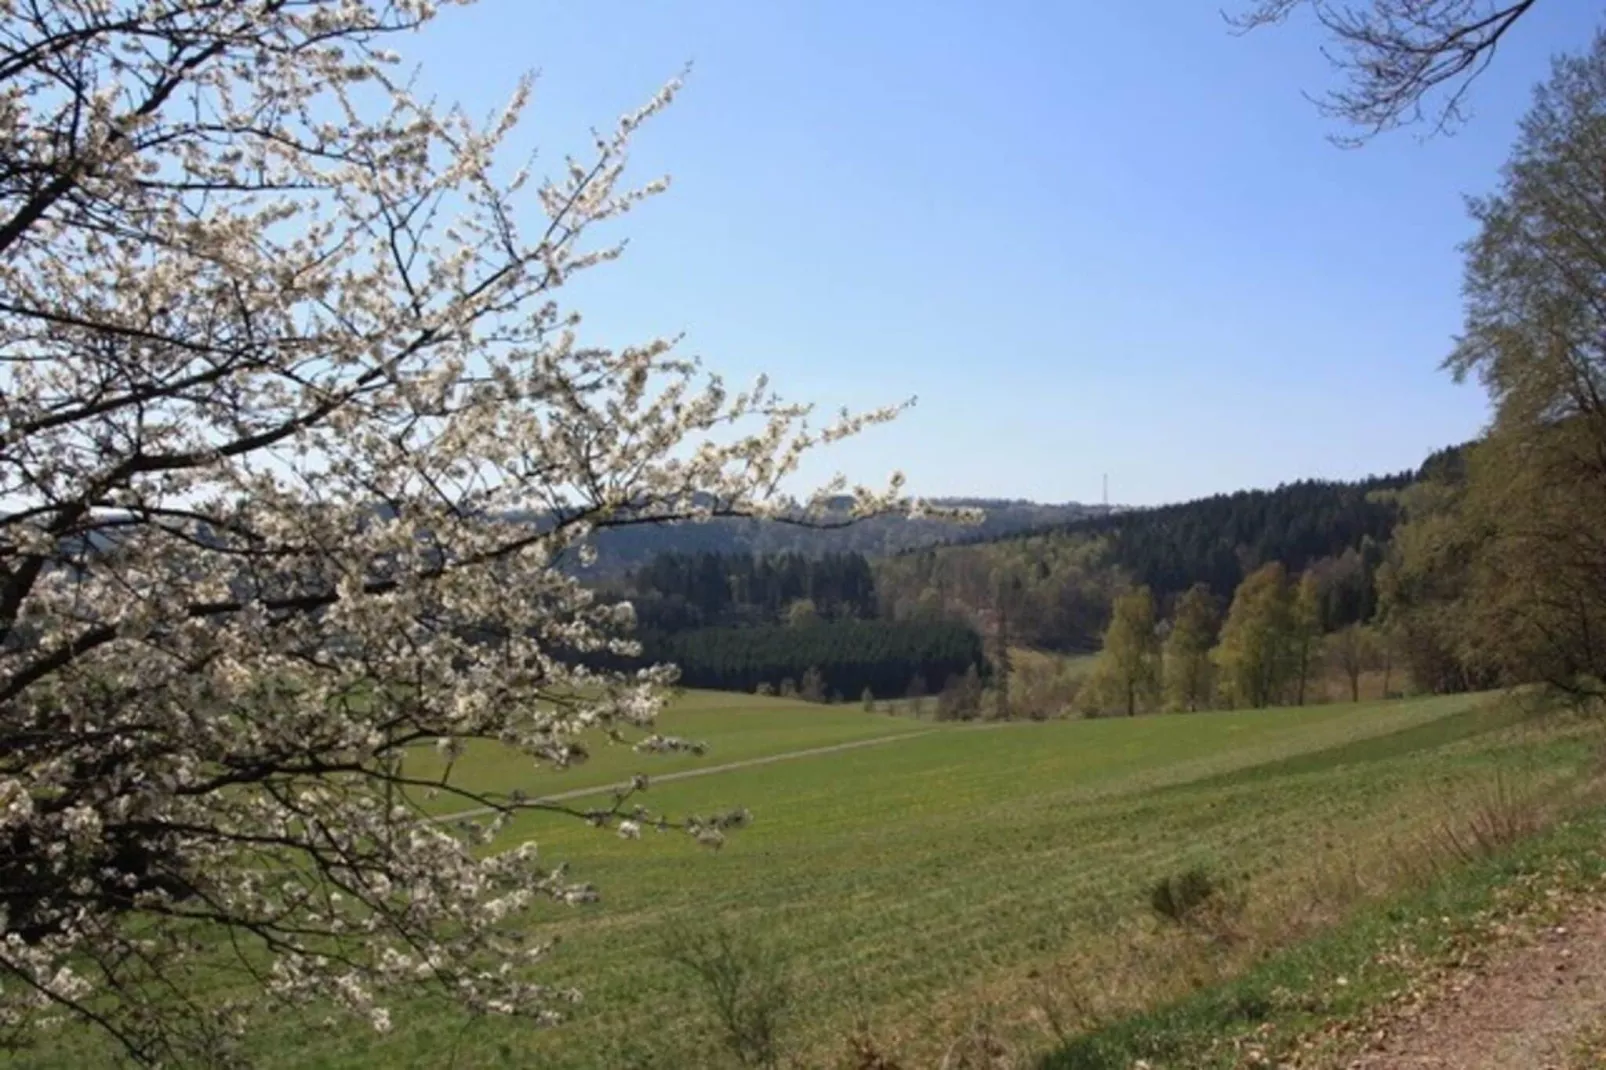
582;498;1103;573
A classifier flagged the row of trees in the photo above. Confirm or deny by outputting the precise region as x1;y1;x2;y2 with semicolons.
574;498;1095;571
1083;564;1396;716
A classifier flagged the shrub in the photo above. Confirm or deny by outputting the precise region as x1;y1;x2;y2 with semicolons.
800;666;826;703
662;923;792;1069
1148;866;1219;926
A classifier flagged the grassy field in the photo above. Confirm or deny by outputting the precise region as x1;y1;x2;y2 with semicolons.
403;689;929;812
164;688;1596;1070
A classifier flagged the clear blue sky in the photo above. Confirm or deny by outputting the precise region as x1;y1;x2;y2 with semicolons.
406;1;1600;507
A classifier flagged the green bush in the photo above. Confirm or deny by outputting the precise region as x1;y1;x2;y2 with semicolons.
1148;866;1219;926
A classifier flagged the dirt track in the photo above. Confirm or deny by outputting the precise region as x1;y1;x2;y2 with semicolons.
1339;903;1606;1069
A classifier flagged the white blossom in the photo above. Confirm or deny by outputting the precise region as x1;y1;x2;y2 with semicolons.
0;1;919;1063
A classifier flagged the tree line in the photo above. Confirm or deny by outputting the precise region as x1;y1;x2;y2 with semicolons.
637;619;988;701
1079;565;1394;717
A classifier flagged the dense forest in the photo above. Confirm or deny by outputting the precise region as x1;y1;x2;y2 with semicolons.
639;620;987;700
1050;476;1409;599
622;551;878;630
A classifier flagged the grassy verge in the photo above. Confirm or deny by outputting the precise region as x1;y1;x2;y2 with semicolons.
1038;780;1606;1069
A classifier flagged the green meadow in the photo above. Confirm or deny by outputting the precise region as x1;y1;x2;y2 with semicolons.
182;688;1602;1070
402;689;930;814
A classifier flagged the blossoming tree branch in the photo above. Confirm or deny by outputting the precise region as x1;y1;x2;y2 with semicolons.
0;1;912;1062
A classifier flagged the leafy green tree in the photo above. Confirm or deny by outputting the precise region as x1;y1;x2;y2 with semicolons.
1373;479;1485;694
1163;584;1218;711
1437;33;1606;699
1328;623;1379;703
1214;563;1296;709
1292;572;1323;705
1098;586;1161;716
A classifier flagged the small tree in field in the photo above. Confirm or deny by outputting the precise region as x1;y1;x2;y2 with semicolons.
1329;623;1379;702
0;2;911;1062
799;666;827;704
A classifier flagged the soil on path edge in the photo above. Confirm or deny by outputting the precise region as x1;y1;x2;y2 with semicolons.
1337;903;1606;1069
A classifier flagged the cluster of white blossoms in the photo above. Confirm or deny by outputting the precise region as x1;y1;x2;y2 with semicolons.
0;1;910;1063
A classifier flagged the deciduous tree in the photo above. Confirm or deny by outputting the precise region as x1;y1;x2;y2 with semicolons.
1163;584;1218;712
1444;32;1606;699
1292;572;1324;705
0;1;908;1061
1096;586;1161;716
1328;623;1380;702
1233;0;1545;139
1214;563;1296;708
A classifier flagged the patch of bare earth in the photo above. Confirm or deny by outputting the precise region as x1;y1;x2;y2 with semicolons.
1338;903;1606;1070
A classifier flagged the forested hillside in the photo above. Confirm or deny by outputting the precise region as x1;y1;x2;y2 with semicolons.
576;498;1103;572
623;551;878;631
608;451;1469;710
872;465;1442;654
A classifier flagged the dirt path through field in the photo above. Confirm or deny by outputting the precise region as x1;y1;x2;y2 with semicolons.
1339;902;1606;1069
435;724;1012;821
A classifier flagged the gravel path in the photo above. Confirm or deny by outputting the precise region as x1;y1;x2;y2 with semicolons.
1342;903;1606;1070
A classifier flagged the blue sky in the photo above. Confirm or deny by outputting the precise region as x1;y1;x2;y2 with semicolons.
406;1;1600;506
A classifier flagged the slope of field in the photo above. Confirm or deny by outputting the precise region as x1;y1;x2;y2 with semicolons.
216;691;1600;1070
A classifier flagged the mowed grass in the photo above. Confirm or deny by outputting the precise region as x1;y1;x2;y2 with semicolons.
403;689;928;812
215;690;1600;1070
